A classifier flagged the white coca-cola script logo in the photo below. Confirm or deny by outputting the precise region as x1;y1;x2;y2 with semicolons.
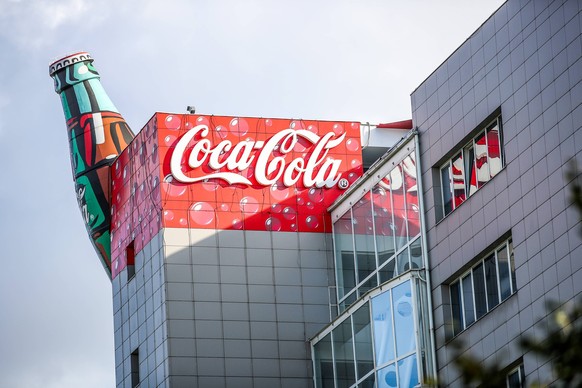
170;125;348;188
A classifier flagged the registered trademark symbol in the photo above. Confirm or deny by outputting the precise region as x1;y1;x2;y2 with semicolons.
338;178;349;189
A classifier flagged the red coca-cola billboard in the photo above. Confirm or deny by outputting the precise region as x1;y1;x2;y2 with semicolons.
110;113;363;277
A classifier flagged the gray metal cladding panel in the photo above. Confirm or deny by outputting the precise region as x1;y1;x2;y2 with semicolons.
160;228;331;384
410;1;582;386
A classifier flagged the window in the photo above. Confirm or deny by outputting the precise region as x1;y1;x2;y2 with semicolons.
440;116;503;216
506;364;525;388
449;238;515;336
130;348;140;388
126;240;136;281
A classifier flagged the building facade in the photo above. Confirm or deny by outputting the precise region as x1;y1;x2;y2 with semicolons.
413;0;581;386
50;1;581;387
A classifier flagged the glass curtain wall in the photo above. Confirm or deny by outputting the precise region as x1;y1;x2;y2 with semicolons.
334;150;422;312
313;277;428;388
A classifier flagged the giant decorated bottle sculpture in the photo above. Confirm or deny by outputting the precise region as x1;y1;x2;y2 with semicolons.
50;52;134;278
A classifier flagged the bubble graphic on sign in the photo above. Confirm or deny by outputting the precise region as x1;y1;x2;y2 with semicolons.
271;203;282;213
230;118;249;136
179;218;188;226
215;125;228;139
332;123;344;135
265;217;282;231
220;203;229;211
232;219;243;230
308;187;325;203
190;202;215;226
164;135;177;146
346;138;360;152
270;184;290;201
202;180;219;192
196;116;210;126
305;215;319;229
282;206;297;220
240;196;260;214
163;174;186;197
165;115;181;130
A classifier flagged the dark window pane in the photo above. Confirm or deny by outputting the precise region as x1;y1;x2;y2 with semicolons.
359;372;375;388
333;318;355;388
473;263;487;319
353;192;376;283
379;259;396;284
462;274;475;326
353;304;374;379
358;274;378;298
498;245;511;301
314;334;334;388
441;165;453;215
487;120;502;178
507;365;523;388
451;152;466;208
340;291;357;314
484;254;500;310
334;210;356;300
409;238;423;270
396;249;411;275
475;131;490;188
450;281;463;334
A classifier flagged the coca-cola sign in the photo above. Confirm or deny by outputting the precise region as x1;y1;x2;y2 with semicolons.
170;124;347;188
156;114;363;233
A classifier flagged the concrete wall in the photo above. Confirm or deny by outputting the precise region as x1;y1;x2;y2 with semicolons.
412;0;582;386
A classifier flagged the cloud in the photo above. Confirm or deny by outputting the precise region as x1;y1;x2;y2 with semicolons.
0;0;104;49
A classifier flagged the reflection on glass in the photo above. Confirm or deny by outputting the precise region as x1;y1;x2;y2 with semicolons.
451;152;466;208
465;145;477;196
353;192;377;284
409;238;422;269
397;354;419;388
487;121;502;178
498;245;511;301
372;185;396;266
396;249;411;275
484;254;499;310
372;289;395;366
333;317;355;388
509;240;516;292
359;274;378;298
334;210;355;300
379;259;396;284
441;165;453;215
475;131;489;188
377;363;397;388
393;281;416;356
314;334;334;388
473;262;487;319
391;165;408;251
402;154;420;239
353;304;374;380
462;274;475;326
340;291;357;314
359;372;376;388
450;281;463;335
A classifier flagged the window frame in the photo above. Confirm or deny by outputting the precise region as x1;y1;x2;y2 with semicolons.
439;115;504;217
449;238;515;336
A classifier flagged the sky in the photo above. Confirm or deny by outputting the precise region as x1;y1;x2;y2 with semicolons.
0;0;504;386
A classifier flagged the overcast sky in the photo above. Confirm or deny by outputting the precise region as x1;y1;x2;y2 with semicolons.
0;1;504;386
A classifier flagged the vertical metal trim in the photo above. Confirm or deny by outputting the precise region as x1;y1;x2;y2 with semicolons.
414;132;438;382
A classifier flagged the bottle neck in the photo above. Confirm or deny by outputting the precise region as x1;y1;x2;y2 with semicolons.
51;59;119;120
